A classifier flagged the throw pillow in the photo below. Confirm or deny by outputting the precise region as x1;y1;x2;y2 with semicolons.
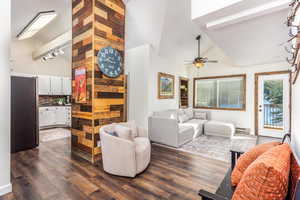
194;111;207;120
107;131;118;137
232;144;291;200
119;121;138;138
178;114;189;123
115;125;133;141
185;108;194;120
231;141;281;186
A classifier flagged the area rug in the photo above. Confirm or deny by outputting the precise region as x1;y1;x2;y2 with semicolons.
179;135;232;162
178;135;280;162
40;128;71;142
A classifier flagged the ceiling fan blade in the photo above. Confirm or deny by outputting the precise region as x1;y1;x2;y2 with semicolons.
206;60;218;63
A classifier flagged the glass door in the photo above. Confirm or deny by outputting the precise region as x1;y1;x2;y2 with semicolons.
257;74;290;138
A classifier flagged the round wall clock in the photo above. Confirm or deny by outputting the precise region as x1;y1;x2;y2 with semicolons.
97;46;122;78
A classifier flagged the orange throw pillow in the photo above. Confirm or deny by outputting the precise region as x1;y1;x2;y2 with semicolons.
232;144;291;200
231;141;280;186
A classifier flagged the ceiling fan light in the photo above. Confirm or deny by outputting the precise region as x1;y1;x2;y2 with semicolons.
194;62;204;68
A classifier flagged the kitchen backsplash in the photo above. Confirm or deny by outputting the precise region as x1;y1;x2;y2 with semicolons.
39;96;71;106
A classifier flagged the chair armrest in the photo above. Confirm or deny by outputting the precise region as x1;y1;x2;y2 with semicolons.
137;127;148;138
198;190;229;200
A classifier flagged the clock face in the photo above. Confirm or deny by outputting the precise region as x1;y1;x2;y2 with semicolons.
97;46;122;78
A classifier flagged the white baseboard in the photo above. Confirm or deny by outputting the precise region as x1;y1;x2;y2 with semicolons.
0;183;12;196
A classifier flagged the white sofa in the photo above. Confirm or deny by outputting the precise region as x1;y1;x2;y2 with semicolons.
100;122;151;177
148;109;208;148
148;109;236;148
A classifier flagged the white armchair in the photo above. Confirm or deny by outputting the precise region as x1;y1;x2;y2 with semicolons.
100;122;151;177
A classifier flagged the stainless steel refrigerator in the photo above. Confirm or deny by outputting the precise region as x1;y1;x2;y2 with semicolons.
11;76;39;153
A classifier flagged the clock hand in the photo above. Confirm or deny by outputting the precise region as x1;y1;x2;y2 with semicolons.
105;58;116;64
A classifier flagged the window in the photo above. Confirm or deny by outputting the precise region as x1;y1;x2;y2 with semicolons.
194;74;246;110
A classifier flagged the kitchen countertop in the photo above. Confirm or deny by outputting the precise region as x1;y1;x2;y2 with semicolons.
39;104;72;107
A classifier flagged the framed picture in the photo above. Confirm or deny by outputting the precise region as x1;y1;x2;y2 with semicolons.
75;67;87;103
158;72;175;99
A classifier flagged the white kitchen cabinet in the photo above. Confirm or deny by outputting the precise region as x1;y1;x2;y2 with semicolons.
47;107;56;126
38;76;71;96
39;108;48;127
55;107;68;125
39;107;56;127
50;76;63;95
39;106;71;128
38;76;51;95
62;77;72;95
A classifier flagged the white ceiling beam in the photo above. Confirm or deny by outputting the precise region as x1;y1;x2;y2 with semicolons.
32;30;71;60
206;0;290;30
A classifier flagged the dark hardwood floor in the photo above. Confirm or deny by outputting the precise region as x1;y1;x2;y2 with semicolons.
1;138;229;200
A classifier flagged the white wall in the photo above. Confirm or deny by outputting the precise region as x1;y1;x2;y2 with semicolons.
10;39;71;77
148;48;189;112
0;0;12;196
291;77;300;163
125;45;151;128
188;47;289;134
125;44;189;128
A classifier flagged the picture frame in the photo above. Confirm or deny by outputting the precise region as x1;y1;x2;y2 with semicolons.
75;67;87;103
158;72;175;99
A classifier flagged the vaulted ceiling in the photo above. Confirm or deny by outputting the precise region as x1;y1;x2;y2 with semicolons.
11;0;290;67
192;0;290;66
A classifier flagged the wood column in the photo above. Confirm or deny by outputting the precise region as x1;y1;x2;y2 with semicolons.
72;0;125;163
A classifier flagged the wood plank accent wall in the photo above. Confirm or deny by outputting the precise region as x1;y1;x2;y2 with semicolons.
72;0;126;163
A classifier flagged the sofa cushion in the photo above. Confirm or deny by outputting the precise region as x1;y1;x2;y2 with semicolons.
185;108;194;120
153;110;178;120
178;114;189;123
232;144;291;200
204;121;235;137
231;141;281;186
115;125;133;141
134;137;151;173
181;119;207;138
194;110;207;120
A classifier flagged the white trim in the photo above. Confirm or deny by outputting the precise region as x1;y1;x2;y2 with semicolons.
0;183;12;196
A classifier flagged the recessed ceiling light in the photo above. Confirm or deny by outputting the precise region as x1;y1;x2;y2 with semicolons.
17;11;57;40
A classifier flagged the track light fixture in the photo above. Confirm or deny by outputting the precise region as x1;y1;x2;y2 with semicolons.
41;48;65;61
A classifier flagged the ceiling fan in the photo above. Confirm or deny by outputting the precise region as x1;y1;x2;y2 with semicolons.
184;35;218;68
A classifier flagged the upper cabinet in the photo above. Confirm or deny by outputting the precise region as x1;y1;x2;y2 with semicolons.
38;75;71;96
38;75;51;95
51;76;63;95
62;77;72;95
